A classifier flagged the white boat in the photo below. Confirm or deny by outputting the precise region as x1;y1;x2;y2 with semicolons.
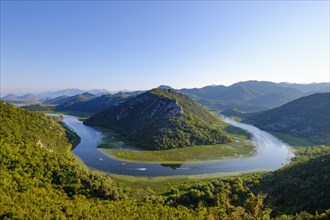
136;168;147;171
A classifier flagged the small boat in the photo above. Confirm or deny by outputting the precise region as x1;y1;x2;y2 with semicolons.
136;168;147;171
98;157;103;161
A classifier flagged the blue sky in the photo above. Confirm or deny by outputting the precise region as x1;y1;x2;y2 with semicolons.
1;1;329;93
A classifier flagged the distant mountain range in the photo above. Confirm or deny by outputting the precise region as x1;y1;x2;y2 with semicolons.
178;81;329;112
84;89;232;150
225;93;330;145
36;88;108;99
1;88;108;103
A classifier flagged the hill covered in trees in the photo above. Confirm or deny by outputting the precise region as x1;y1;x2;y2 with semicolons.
84;89;232;150
257;146;330;216
248;93;330;145
1;100;329;219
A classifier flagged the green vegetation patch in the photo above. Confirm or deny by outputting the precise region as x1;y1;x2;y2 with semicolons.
96;120;255;163
99;141;255;163
257;145;330;216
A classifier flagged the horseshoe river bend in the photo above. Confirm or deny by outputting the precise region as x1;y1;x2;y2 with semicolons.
61;115;293;177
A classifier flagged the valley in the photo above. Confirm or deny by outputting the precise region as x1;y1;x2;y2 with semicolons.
1;85;329;219
0;84;330;219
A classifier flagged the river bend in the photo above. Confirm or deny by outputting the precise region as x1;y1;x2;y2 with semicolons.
62;115;293;177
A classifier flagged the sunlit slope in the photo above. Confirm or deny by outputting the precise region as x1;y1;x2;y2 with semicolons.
85;89;232;150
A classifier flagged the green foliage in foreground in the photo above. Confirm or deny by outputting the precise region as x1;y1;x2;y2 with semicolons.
257;146;330;215
85;89;232;150
1;101;329;219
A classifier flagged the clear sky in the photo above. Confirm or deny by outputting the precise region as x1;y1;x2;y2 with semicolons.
1;1;329;94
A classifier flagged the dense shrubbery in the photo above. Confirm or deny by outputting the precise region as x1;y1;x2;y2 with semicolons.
257;146;330;215
1;101;329;219
163;146;330;219
0;101;125;217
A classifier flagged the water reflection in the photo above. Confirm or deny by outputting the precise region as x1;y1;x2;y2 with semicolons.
160;163;182;170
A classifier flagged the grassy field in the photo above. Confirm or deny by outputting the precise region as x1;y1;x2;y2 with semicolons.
99;141;255;163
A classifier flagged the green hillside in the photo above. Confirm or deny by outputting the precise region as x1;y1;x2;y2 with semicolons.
257;146;330;216
0;100;208;219
84;89;232;150
249;93;330;145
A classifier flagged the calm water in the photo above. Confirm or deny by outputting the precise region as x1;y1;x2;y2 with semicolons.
62;115;293;177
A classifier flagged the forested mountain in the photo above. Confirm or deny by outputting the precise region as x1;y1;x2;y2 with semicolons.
248;93;330;145
1;100;329;219
179;81;328;112
0;101;125;217
84;89;232;150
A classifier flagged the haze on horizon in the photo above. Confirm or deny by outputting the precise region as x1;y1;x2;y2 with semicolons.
1;1;329;94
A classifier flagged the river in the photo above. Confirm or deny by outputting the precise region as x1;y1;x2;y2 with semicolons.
62;115;293;177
